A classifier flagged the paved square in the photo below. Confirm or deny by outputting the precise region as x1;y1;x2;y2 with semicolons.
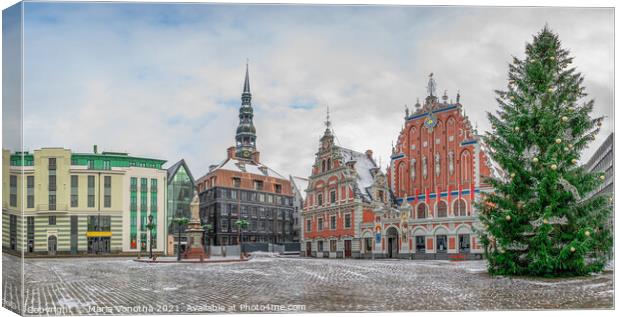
2;254;613;315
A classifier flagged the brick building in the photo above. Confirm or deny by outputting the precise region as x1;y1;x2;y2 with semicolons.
301;110;392;258
196;64;295;246
385;74;493;259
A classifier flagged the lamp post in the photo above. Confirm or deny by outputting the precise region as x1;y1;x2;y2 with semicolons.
146;214;155;259
235;219;249;259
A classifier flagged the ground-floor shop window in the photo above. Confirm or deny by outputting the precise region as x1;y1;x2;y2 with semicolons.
318;240;324;252
458;234;470;253
27;216;35;253
415;236;425;253
330;240;337;252
10;215;17;250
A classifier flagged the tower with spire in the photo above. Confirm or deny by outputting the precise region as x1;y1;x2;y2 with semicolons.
235;62;258;160
196;61;297;247
320;106;335;150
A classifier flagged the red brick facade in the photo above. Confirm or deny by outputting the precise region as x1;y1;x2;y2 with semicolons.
384;83;493;259
301;117;391;259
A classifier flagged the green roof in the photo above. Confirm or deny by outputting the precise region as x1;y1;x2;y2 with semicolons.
9;151;166;170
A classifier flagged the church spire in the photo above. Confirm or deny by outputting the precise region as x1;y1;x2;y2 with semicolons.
235;61;257;160
243;59;251;94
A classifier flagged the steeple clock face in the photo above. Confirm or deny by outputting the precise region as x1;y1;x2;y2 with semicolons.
243;150;251;158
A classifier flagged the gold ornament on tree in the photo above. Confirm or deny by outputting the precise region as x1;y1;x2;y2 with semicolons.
532;157;539;163
555;138;562;144
551;164;558;170
585;230;591;237
600;175;606;181
570;246;576;253
562;116;568;122
505;215;511;221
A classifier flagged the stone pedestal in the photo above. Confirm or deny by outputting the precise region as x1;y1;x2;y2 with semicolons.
182;192;207;261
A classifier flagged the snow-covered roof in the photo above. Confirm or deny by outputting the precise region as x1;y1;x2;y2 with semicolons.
289;175;309;200
206;157;288;180
336;146;381;203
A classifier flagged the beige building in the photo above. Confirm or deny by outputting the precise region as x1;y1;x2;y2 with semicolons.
2;147;167;256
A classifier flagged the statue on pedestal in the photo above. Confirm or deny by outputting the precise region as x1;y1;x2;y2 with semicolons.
182;191;207;261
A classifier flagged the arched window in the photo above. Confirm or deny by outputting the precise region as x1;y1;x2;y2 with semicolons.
327;158;331;170
321;160;326;173
460;150;471;184
454;199;467;217
437;201;448;218
417;203;427;219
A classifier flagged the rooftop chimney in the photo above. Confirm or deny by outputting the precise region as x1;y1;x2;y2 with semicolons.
251;151;260;163
227;146;236;159
93;145;98;154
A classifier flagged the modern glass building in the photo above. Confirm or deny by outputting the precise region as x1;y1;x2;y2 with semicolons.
166;159;195;255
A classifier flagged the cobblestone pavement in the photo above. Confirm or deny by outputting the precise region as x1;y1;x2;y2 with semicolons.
2;253;613;315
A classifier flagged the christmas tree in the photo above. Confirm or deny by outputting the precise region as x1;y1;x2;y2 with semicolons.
478;26;613;277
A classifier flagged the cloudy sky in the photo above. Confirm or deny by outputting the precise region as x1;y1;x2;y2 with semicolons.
3;2;614;180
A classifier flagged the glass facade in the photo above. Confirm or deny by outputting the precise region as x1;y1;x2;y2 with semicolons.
130;177;138;249
151;178;158;249
167;163;194;235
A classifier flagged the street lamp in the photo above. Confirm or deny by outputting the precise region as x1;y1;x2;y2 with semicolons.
235;219;249;259
147;214;154;259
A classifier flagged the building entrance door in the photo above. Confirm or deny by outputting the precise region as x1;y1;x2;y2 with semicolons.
48;236;57;255
436;235;447;253
344;240;352;258
386;227;399;258
88;237;111;254
306;242;312;257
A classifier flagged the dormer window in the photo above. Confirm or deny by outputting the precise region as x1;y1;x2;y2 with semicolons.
274;184;282;193
232;177;241;188
254;180;263;190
